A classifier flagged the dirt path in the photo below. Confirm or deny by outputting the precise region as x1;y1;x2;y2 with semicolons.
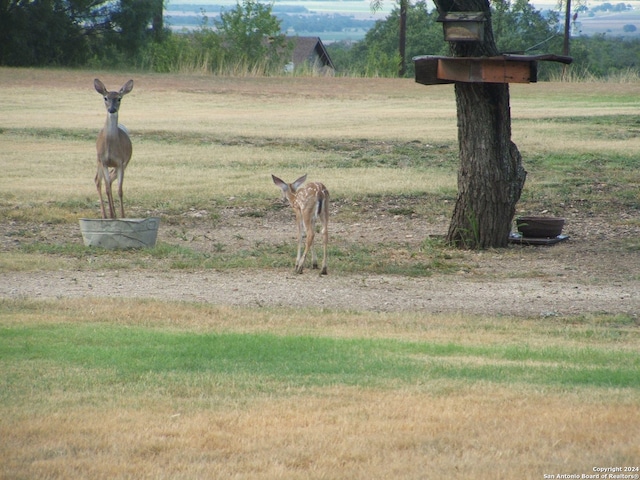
2;208;639;317
1;268;638;316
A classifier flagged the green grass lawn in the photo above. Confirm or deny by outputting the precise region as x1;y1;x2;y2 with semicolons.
3;318;638;393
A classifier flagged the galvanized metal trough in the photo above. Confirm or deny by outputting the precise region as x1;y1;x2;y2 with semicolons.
79;218;160;249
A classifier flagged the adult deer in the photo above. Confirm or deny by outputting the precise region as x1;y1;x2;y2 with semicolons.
272;174;329;275
94;78;134;219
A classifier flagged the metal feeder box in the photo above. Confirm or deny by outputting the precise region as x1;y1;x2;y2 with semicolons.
438;12;486;42
79;217;160;249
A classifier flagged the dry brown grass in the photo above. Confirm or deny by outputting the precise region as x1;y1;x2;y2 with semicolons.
1;71;461;206
2;385;638;480
3;298;637;350
2;68;638;210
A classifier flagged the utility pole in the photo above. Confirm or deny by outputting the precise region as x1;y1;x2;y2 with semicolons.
562;0;572;78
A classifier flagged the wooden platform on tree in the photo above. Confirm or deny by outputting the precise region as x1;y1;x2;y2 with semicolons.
413;54;573;85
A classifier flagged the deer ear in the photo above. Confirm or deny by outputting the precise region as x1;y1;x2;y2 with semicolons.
120;80;134;95
272;174;287;191
94;79;107;95
292;174;307;190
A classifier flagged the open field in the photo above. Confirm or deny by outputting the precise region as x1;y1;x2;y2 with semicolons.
1;67;639;478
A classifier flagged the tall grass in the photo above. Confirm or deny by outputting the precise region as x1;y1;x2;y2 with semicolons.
137;32;291;77
548;65;640;83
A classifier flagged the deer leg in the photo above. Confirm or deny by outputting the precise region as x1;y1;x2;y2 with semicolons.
116;167;125;218
95;170;108;219
311;217;319;269
295;216;304;273
297;220;314;274
102;165;116;218
320;218;328;275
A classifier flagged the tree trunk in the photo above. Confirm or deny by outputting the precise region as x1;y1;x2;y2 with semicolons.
447;82;527;248
153;0;164;42
433;0;527;249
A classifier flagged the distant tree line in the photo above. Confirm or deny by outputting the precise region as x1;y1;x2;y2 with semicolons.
1;0;639;80
140;0;290;74
0;0;163;67
326;0;640;79
0;0;290;74
588;2;633;13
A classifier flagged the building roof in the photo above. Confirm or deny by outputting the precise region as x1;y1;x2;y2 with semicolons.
290;36;335;70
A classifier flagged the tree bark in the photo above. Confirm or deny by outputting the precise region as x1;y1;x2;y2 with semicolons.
434;0;527;249
153;0;164;42
447;82;526;248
